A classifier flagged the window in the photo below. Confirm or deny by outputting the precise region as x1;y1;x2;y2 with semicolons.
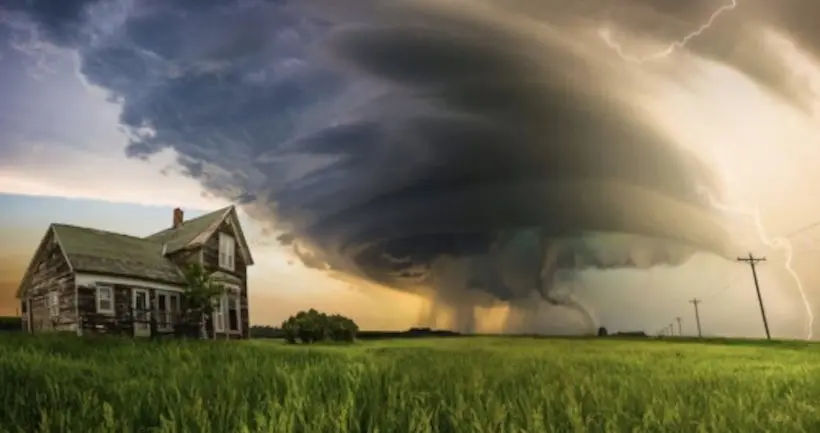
48;291;59;317
213;296;226;333
218;233;235;270
212;293;241;333
96;285;114;314
227;295;240;332
170;294;179;314
156;291;180;331
133;289;150;326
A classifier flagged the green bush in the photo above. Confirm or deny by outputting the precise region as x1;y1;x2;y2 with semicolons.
281;309;358;344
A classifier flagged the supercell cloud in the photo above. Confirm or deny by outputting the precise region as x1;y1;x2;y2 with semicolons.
12;0;816;332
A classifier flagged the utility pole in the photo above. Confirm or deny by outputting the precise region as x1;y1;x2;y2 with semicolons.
676;317;682;336
689;298;702;338
738;253;771;340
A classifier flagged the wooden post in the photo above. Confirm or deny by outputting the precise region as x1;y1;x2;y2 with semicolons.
737;253;771;340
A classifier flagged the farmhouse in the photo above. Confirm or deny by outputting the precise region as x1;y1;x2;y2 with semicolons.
15;206;254;339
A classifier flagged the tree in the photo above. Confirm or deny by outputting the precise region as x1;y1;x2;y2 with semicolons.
597;326;608;337
281;310;358;344
180;263;225;339
281;316;298;344
329;314;358;342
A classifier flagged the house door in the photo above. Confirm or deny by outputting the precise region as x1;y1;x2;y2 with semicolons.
133;289;151;337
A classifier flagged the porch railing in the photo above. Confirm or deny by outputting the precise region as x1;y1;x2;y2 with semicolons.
155;311;175;331
79;308;200;338
129;308;180;332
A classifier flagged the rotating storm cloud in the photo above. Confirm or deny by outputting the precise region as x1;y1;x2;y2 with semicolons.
6;0;820;335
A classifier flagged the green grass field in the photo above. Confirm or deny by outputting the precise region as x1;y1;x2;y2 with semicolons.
2;334;820;433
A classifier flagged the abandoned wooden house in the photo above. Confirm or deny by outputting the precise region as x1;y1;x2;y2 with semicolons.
16;206;254;339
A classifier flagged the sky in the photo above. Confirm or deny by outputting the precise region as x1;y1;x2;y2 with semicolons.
2;0;820;337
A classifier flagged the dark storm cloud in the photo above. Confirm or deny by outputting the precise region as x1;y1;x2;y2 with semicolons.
661;0;820;113
20;0;820;329
1;0;102;46
469;0;820;112
570;0;820;112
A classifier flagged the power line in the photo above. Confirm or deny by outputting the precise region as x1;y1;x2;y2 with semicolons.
686;278;734;339
701;270;746;303
696;268;740;302
653;277;730;339
784;219;820;239
704;284;731;302
651;270;747;340
737;252;771;340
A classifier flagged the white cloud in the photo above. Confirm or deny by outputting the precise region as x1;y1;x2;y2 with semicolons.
0;146;225;210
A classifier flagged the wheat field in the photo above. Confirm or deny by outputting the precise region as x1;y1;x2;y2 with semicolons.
1;334;820;432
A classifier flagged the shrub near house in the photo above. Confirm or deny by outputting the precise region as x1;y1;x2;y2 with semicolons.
281;309;359;343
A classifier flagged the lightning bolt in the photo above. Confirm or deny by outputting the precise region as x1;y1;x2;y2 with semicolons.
698;187;815;340
599;0;738;63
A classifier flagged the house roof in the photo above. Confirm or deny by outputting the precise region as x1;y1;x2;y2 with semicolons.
144;206;233;255
18;206;249;296
51;224;185;285
211;271;243;287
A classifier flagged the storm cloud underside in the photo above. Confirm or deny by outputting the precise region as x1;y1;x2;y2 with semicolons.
9;0;818;332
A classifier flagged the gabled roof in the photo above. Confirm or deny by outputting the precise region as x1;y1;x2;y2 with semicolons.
18;205;253;297
145;206;232;255
51;224;185;285
146;205;254;265
15;226;74;298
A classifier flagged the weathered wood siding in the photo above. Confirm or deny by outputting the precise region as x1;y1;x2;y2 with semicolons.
77;283;131;335
77;281;183;337
22;229;76;332
202;218;250;339
20;300;30;332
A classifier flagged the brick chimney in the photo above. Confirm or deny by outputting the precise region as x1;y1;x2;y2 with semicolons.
172;208;184;229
